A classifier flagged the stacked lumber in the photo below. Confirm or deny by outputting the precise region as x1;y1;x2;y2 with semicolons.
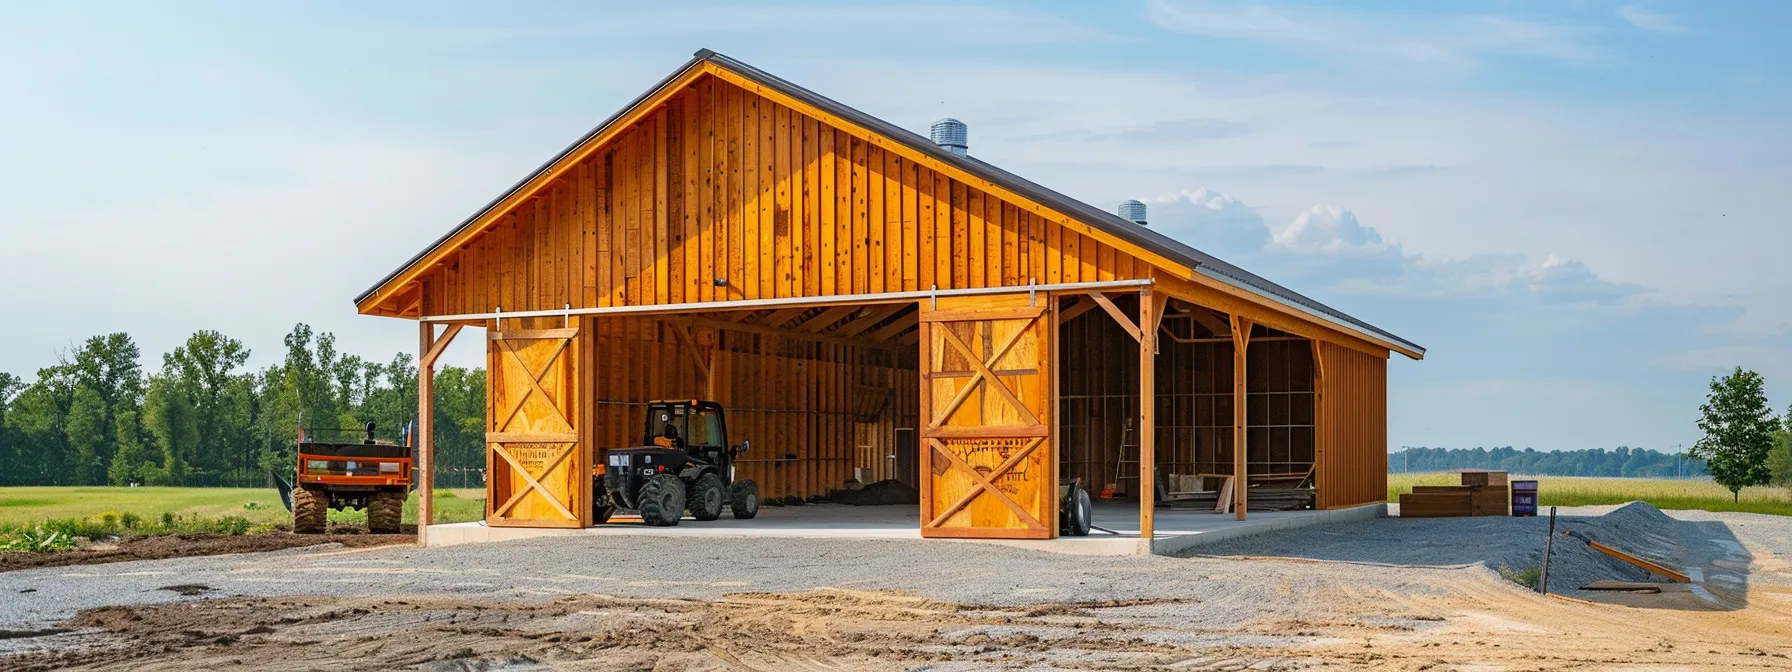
1399;490;1473;517
1246;487;1315;511
1398;471;1510;518
1155;473;1314;512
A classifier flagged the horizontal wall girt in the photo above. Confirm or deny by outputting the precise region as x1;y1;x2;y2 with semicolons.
420;279;1154;323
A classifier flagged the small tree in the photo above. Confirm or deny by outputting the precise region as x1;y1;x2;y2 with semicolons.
1769;429;1792;486
1690;368;1776;502
1769;405;1792;486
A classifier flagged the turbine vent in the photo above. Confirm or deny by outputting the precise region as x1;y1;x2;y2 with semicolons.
1119;200;1148;226
931;118;968;156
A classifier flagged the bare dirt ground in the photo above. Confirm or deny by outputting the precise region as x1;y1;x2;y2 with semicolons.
0;526;411;573
3;505;1791;670
8;572;1790;671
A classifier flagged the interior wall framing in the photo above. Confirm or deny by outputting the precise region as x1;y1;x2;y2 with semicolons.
1057;294;1318;499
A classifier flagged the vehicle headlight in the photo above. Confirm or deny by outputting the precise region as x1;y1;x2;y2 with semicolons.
378;463;400;473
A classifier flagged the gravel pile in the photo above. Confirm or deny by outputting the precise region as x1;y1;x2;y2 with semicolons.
1186;501;1698;594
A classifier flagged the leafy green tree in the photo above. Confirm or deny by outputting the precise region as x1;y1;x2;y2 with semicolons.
6;367;77;485
142;376;198;485
66;333;146;476
359;353;418;441
162;330;252;485
1768;428;1792;486
108;408;152;485
0;372;22;484
65;386;109;484
433;365;487;485
1690;367;1777;502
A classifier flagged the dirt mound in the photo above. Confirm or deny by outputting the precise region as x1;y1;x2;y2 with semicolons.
0;532;410;573
0;590;1246;671
828;479;919;506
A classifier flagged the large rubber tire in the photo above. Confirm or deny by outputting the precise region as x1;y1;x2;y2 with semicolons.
366;489;404;534
637;474;686;527
1067;487;1093;537
729;479;760;520
292;486;328;534
690;473;725;521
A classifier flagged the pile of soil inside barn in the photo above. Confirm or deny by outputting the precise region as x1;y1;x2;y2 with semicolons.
827;479;920;506
0;530;410;573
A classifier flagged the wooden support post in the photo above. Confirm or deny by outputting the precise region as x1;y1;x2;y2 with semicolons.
1138;290;1159;540
416;321;463;546
1311;340;1325;510
1230;315;1252;520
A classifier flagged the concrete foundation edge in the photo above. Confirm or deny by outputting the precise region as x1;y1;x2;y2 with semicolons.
1147;502;1386;555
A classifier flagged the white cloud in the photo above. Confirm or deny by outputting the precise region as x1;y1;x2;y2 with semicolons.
1271;204;1390;254
1616;3;1686;33
1144;187;1643;306
1144;0;1605;66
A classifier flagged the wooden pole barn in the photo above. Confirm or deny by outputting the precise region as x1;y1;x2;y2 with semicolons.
356;50;1424;544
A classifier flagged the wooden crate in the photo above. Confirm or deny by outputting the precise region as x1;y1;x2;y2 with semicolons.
1413;485;1474;495
1470;487;1509;516
1399;491;1472;518
1458;470;1508;487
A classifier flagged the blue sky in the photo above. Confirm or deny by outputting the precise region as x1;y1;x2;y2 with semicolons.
3;1;1787;453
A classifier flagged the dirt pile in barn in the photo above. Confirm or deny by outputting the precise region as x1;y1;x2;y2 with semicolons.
828;479;919;506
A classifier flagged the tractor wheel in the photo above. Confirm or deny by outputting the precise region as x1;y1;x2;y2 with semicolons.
1066;487;1093;537
292;486;328;534
637;474;686;527
729;479;760;520
366;489;404;534
690;473;725;521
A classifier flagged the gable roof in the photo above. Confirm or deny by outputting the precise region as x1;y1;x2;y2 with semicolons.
358;49;1423;359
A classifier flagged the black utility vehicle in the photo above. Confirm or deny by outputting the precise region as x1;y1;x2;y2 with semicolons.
596;400;758;526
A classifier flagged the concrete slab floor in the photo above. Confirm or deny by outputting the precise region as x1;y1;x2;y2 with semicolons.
426;501;1387;556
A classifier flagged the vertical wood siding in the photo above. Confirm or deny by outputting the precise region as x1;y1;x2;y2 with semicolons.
1315;342;1388;509
423;74;1146;316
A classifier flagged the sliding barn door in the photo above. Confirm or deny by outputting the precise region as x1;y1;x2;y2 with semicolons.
919;295;1057;539
486;327;588;528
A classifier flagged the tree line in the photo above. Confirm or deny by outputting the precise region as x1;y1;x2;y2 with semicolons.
1389;446;1709;478
1393;367;1792;501
0;326;485;488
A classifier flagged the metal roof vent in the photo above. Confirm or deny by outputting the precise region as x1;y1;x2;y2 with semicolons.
1119;200;1148;226
931;118;968;156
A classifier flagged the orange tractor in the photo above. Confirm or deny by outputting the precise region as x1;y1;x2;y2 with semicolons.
279;422;414;534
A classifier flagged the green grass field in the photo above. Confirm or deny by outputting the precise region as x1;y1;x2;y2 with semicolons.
0;486;488;532
1388;474;1792;516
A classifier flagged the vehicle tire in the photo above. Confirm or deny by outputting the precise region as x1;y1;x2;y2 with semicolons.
292;486;328;534
729;479;760;520
637;474;686;527
1067;487;1093;537
366;489;404;534
690;473;725;521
